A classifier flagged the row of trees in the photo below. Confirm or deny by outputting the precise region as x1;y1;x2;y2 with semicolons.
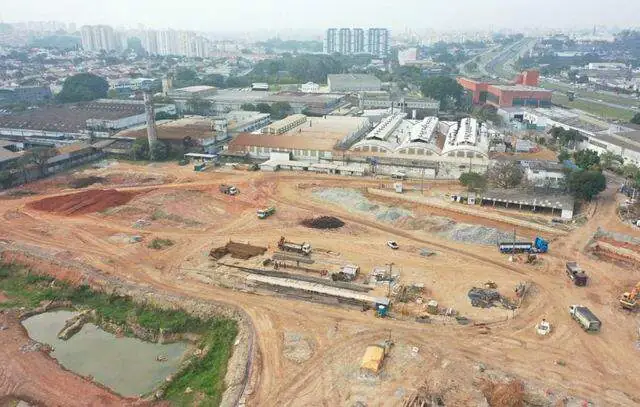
240;102;293;120
0;147;58;189
57;73;109;103
459;154;607;202
419;76;465;110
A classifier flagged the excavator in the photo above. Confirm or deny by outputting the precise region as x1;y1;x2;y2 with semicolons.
620;282;640;311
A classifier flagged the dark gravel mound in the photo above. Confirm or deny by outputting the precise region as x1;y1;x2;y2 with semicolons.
301;216;345;229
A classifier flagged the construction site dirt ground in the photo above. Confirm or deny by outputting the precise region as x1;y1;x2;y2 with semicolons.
1;162;640;406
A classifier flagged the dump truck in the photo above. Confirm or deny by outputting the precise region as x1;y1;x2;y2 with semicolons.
569;305;601;332
257;206;275;219
565;262;588;286
620;282;640;311
278;236;311;255
498;237;548;254
219;184;238;195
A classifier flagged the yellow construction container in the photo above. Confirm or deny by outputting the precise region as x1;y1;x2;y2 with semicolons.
360;345;385;374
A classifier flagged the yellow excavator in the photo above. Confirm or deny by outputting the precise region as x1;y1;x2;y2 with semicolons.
620;282;640;311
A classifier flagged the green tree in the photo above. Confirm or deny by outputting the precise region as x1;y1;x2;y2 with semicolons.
599;151;623;171
57;73;109;103
203;74;225;88
126;37;145;55
420;76;464;110
131;138;149;160
558;150;571;163
149;141;169;161
241;103;257;111
487;161;523;189
175;69;198;84
573;149;600;170
0;169;17;189
550;127;584;148
256;103;271;114
459;172;487;192
630;112;640;125
567;170;606;201
620;163;640;180
472;105;502;125
26;147;58;177
270;102;292;120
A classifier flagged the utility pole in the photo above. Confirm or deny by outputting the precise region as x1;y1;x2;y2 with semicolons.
420;167;425;195
386;262;394;298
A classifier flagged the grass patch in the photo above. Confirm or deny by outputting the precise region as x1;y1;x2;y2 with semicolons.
164;319;237;406
151;209;202;227
148;238;175;250
0;264;238;406
551;93;635;121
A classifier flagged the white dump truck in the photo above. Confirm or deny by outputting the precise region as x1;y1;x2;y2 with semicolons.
569;305;601;332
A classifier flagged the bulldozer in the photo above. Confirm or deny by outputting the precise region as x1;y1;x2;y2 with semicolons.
620;282;640;311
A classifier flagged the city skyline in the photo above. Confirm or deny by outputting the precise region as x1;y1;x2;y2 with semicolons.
2;0;640;33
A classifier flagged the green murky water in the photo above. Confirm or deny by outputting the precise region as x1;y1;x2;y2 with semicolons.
22;310;188;396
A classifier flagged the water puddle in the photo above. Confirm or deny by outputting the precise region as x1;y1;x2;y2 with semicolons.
22;310;188;396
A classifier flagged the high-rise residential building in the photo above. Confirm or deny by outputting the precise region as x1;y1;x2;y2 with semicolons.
351;28;365;54
324;28;338;54
324;27;389;58
367;28;389;59
337;28;352;55
80;25;120;52
143;30;159;55
142;29;208;57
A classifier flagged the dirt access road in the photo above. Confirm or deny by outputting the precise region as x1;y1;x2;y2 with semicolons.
1;162;639;406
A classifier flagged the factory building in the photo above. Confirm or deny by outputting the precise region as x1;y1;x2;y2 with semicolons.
328;74;382;92
457;70;552;108
0;99;175;140
350;116;491;178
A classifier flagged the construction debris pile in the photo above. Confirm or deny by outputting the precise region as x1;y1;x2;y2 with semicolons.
69;176;106;189
27;189;135;215
210;241;267;260
479;379;525;407
468;287;518;309
402;386;445;407
300;216;345;229
395;284;425;303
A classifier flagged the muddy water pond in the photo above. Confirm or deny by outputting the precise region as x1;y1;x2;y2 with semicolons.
22;310;188;396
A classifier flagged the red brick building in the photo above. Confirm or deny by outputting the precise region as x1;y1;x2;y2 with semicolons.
457;70;552;108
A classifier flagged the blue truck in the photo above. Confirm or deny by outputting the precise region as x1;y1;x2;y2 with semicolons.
498;237;548;254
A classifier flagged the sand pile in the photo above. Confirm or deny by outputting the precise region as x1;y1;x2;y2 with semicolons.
28;189;135;215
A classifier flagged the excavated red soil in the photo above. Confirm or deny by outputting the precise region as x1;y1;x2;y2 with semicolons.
27;189;136;216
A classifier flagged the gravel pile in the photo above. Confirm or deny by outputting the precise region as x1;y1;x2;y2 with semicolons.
313;188;514;246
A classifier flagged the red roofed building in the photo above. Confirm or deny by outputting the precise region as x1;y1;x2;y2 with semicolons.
457;70;551;108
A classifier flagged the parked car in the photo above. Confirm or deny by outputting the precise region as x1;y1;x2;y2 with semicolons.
387;241;399;250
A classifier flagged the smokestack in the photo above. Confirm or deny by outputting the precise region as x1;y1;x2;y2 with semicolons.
143;91;157;144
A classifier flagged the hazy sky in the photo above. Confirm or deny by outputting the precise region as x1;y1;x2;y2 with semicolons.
3;0;640;33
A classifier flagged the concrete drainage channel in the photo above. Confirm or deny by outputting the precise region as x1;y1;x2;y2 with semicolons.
313;188;519;245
